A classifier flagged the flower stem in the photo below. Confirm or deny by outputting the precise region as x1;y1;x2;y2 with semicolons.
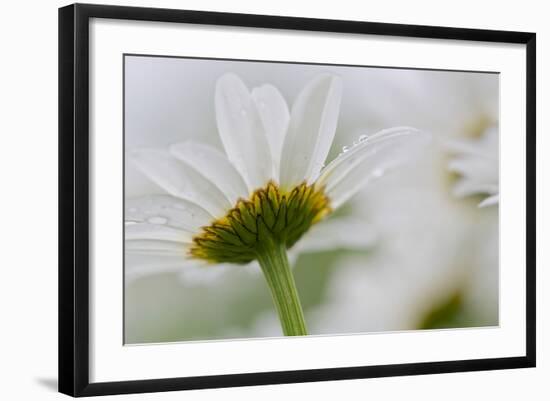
256;239;308;336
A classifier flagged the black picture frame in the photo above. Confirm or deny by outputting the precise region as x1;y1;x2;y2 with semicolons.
59;3;536;397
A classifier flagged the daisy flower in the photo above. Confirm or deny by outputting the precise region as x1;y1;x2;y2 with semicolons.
126;73;428;336
446;126;499;207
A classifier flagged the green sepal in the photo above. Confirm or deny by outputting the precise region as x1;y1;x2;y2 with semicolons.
189;180;331;264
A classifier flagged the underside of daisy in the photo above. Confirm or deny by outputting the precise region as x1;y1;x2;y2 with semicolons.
126;71;429;336
190;181;330;264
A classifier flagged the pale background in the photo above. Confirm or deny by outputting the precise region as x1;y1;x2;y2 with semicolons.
0;0;547;399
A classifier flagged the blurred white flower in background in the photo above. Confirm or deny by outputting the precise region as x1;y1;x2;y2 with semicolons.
309;151;499;334
305;70;500;334
347;69;500;208
339;69;497;137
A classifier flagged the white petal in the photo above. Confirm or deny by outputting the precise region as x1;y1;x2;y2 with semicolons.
125;239;189;257
170;141;249;203
478;194;499;208
126;194;212;232
125;252;194;284
317;127;430;209
178;262;232;286
215;73;273;190
241;260;262;276
280;74;343;189
126;264;186;284
125;223;194;243
129;149;230;217
251;84;290;177
294;217;377;253
453;179;498;198
448;156;498;184
125;253;231;286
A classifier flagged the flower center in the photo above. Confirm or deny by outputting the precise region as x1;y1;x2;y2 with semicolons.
189;181;331;264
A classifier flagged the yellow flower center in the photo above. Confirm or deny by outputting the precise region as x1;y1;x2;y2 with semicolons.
189;181;331;264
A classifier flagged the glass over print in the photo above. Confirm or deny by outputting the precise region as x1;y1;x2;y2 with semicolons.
124;55;499;344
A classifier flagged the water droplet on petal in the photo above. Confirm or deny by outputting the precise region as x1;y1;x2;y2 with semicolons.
147;216;168;225
359;134;368;142
372;168;384;178
342;145;350;153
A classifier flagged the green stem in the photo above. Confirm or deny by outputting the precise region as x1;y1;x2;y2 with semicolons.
256;239;308;336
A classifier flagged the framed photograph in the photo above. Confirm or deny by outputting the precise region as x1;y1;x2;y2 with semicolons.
58;3;536;397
